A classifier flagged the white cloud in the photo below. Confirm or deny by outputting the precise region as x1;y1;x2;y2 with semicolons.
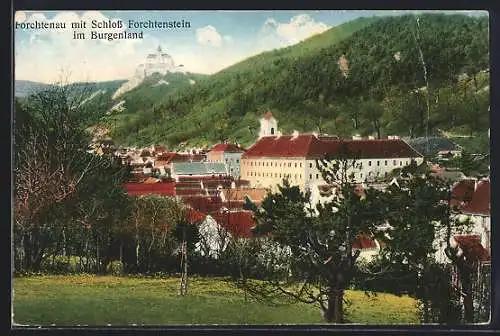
15;11;145;83
262;14;330;45
196;25;232;47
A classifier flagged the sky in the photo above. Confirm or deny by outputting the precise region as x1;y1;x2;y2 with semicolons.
14;10;488;84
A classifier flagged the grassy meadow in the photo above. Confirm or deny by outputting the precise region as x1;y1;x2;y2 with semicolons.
12;275;419;326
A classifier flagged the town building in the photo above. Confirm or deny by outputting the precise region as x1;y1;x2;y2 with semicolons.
171;162;228;181
240;114;424;191
259;111;279;137
206;143;246;178
435;178;491;264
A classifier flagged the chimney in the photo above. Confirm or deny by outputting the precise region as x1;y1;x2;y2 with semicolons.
292;130;300;139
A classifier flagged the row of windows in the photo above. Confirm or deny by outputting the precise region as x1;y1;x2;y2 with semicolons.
243;159;413;169
246;171;323;180
207;159;240;163
247;169;399;180
245;161;304;168
366;160;409;167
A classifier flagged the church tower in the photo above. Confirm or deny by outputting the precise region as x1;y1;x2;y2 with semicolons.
259;111;278;138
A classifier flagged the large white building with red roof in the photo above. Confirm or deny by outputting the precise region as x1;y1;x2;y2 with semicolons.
241;114;424;191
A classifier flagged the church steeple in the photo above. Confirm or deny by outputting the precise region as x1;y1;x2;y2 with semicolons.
259;111;278;138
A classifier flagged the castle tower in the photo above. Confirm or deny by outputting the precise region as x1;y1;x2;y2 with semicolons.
259;111;278;138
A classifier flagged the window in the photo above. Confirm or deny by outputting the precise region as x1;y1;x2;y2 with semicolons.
271;127;275;135
275;173;278;177
393;160;397;165
266;162;269;166
310;163;313;168
299;174;302;178
300;163;302;168
360;173;363;178
400;161;403;166
236;159;239;163
377;161;380;166
309;174;312;179
280;163;282;167
295;174;297;179
295;163;297;168
384;172;388;177
368;161;372;166
316;174;319;179
385;160;387;166
280;174;282;178
288;163;291;167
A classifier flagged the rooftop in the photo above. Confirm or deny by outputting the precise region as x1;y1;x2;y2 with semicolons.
243;135;423;159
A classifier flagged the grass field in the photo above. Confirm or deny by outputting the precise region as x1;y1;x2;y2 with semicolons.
12;275;419;325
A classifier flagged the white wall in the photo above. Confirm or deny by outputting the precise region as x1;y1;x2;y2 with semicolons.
434;214;490;264
223;152;243;178
195;216;231;259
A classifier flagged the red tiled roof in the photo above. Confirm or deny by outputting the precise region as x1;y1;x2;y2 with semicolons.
262;111;275;120
212;210;255;238
185;207;206;223
222;188;268;203
156;152;190;164
242;135;422;159
453;235;490;262
463;180;490;215
451;179;490;215
181;196;224;214
352;235;378;249
210;143;245;153
140;149;152;157
153;145;167;153
175;188;206;196
178;176;231;182
124;182;176;196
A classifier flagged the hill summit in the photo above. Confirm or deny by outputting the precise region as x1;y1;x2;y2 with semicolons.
112;45;186;99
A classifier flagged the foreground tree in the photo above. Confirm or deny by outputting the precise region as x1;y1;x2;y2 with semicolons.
13;86;128;273
244;145;388;323
373;163;473;323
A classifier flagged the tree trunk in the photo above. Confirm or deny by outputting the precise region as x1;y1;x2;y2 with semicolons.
96;234;100;273
135;236;140;272
460;266;474;323
324;288;344;323
119;238;123;264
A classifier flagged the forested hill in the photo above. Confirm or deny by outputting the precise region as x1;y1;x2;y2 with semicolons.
108;13;489;149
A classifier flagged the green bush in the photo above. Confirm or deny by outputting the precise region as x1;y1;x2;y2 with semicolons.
107;260;124;276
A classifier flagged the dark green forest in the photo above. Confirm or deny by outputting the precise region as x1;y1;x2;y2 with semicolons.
22;14;489;151
106;14;489;149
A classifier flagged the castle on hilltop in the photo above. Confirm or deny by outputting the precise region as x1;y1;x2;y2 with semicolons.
113;45;183;99
136;45;177;77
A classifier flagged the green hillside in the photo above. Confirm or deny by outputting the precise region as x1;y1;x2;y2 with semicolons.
107;14;488;149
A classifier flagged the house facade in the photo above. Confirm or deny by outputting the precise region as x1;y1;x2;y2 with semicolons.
207;143;246;178
240;132;424;192
434;178;491;264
